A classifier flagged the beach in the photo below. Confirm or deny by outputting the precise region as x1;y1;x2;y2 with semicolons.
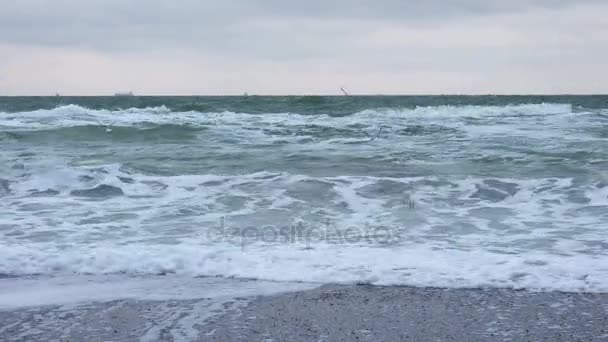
208;285;608;341
1;96;608;340
1;277;607;341
3;0;608;337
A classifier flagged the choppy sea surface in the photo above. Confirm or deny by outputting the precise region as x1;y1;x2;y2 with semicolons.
1;96;607;292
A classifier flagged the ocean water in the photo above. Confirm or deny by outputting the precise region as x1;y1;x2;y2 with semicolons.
1;95;607;292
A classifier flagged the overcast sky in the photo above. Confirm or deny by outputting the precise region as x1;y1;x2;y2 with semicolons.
1;0;607;95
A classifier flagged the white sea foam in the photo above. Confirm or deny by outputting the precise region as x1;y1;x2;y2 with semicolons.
1;161;607;292
1;102;606;293
1;241;607;293
0;103;574;131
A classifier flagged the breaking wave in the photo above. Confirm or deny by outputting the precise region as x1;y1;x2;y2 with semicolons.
0;103;575;131
1;162;607;292
1;97;607;293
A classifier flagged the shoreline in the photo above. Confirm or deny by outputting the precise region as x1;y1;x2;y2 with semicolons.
1;276;607;341
205;284;608;341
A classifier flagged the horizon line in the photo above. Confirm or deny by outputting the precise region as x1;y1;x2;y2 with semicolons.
1;93;608;97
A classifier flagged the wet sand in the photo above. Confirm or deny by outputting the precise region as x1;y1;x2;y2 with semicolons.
1;283;607;341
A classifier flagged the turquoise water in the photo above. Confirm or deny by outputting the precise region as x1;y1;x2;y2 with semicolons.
1;96;607;291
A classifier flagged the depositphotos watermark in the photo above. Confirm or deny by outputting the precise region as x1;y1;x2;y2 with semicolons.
202;217;405;248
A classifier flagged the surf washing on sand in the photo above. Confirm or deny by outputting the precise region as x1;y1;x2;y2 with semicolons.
1;95;608;293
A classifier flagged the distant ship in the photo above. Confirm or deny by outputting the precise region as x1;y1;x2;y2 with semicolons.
114;91;134;97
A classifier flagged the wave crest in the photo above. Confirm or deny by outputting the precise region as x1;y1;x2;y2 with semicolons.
0;103;575;132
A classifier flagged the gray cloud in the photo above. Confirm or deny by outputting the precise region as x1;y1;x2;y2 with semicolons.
248;0;603;20
0;0;603;51
1;0;606;94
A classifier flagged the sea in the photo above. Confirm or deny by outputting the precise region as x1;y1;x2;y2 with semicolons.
1;95;607;293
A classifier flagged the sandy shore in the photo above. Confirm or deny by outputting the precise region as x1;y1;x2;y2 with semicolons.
205;285;608;342
1;279;607;341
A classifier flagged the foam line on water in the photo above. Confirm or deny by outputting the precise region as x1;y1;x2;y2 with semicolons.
1;161;607;295
0;103;574;130
1;243;607;293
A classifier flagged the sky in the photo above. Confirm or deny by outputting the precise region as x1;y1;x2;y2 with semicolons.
1;0;607;95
